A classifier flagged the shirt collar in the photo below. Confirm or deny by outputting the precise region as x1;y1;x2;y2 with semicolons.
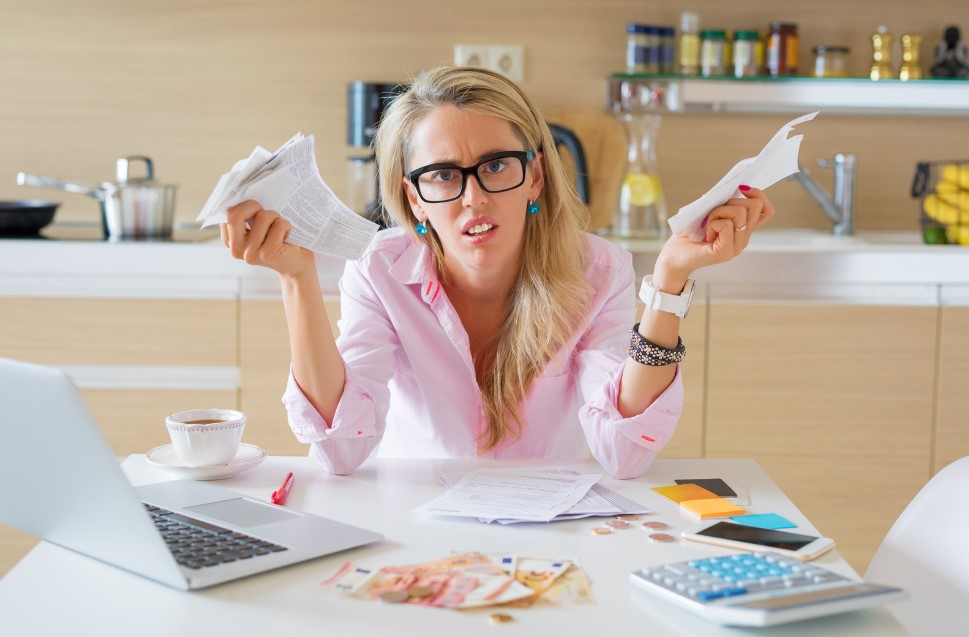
388;235;436;286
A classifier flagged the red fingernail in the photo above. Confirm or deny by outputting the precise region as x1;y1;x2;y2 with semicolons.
738;184;751;191
700;215;708;228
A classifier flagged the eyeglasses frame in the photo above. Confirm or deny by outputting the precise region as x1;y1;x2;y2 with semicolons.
407;150;535;204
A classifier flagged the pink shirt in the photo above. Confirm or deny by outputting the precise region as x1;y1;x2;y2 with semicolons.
282;228;682;479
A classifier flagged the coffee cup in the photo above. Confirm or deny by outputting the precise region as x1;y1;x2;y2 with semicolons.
165;408;246;467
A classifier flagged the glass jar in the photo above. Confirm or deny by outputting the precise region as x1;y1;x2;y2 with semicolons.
659;26;676;74
678;11;701;75
812;45;850;78
626;23;648;74
643;26;662;74
733;30;762;77
700;30;727;76
767;22;799;76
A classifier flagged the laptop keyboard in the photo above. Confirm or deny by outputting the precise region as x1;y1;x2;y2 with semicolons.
144;503;288;570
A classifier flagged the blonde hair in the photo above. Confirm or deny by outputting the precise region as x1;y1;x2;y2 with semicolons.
374;65;592;452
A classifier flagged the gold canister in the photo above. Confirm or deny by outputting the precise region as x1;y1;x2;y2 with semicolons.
870;27;895;80
900;33;924;80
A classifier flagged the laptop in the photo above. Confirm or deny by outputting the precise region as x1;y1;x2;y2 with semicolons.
0;357;383;590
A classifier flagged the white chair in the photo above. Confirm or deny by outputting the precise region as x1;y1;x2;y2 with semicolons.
865;456;969;636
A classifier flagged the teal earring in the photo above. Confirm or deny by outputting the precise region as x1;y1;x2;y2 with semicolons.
527;200;540;215
415;220;428;235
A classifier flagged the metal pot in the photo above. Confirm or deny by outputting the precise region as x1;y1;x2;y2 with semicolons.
16;156;176;240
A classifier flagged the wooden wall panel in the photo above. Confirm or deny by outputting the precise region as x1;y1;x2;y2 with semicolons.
2;1;967;233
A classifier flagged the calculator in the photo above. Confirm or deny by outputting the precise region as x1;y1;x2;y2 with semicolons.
630;552;906;627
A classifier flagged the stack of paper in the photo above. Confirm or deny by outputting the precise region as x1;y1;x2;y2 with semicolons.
196;132;379;260
422;467;650;524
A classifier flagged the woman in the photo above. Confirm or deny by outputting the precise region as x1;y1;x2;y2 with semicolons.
221;66;773;478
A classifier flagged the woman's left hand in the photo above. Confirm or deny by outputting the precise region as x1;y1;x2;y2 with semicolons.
653;186;774;289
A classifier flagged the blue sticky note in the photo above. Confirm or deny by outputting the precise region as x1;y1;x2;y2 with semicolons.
730;513;796;530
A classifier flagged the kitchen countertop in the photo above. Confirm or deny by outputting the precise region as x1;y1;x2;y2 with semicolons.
3;224;969;304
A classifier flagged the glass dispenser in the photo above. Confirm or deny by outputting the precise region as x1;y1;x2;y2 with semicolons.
617;113;666;238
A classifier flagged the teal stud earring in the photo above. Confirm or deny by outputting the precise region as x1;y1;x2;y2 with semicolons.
415;220;428;235
527;200;540;215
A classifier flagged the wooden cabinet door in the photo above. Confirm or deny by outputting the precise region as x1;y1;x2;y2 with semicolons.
937;306;969;473
239;298;341;456
705;303;936;573
657;300;705;459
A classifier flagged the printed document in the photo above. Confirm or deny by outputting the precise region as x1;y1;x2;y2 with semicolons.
668;111;819;241
414;468;601;523
196;133;378;259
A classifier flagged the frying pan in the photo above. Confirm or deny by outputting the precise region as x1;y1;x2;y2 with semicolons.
0;200;60;236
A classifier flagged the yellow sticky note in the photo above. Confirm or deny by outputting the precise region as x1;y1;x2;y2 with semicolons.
651;484;719;504
680;498;747;519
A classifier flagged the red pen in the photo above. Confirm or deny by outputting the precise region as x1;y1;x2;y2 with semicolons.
271;472;294;505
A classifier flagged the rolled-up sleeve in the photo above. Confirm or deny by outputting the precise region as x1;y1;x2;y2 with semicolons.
281;258;398;475
575;253;684;480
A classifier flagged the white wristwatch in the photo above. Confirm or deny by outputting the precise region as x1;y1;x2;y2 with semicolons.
639;275;695;318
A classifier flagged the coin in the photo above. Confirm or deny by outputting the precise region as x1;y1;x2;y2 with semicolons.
406;585;433;599
590;526;612;535
606;519;631;529
378;590;410;603
489;613;514;624
648;532;676;543
616;514;640;521
642;521;670;530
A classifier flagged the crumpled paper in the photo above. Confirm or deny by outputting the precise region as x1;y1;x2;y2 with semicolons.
668;111;819;241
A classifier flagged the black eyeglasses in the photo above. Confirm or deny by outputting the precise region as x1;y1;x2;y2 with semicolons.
407;150;535;204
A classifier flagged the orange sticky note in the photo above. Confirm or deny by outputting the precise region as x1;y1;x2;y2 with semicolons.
680;498;747;519
651;484;719;504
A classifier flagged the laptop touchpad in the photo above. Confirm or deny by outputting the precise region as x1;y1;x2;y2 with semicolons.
185;498;301;527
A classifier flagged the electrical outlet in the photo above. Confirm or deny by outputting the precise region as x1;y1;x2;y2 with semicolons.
454;44;489;68
453;44;525;82
488;45;524;82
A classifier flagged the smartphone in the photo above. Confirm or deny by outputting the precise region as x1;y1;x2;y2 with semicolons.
681;521;836;561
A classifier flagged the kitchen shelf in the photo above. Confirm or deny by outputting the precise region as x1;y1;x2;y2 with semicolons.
609;74;969;116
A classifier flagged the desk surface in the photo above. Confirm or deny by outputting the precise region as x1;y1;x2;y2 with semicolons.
0;456;903;636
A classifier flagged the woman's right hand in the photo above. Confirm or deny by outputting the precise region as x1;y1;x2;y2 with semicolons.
220;200;314;280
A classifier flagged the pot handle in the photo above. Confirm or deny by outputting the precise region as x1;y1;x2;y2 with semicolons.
16;172;102;199
116;156;154;184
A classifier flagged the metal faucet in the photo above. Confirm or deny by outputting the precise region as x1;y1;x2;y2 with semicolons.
788;153;857;236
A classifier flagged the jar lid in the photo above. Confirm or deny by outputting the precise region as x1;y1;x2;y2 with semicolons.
813;45;850;53
627;23;648;34
769;22;799;30
659;26;676;36
734;30;761;40
700;30;727;39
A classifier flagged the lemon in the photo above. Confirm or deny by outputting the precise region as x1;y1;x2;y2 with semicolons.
934;180;969;221
623;173;662;206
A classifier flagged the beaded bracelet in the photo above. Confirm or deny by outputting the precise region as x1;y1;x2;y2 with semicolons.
628;323;686;366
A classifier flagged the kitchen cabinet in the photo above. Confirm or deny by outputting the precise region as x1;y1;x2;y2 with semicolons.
239;298;342;456
0;297;238;453
656;298;705;460
704;301;937;572
936;305;969;473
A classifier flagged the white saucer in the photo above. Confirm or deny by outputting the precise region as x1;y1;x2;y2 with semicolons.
145;443;268;480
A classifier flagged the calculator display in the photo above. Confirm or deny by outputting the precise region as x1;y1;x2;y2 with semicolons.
696;522;818;550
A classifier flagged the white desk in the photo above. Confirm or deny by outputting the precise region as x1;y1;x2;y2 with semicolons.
0;457;903;636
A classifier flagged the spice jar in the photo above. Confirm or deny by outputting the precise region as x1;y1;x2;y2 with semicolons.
733;30;763;77
811;46;850;78
626;23;648;74
700;30;727;76
767;22;799;76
